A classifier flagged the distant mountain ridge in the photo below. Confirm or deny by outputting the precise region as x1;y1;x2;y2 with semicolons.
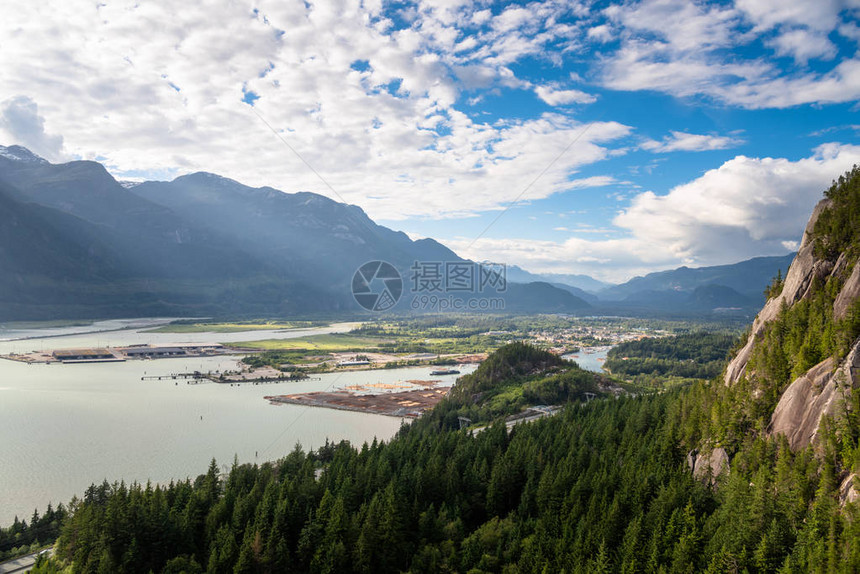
598;254;796;302
130;172;461;286
507;265;611;294
0;145;590;319
509;254;795;316
0;144;792;320
585;254;795;316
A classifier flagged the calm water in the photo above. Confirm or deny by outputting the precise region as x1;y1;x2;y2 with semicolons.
563;346;612;373
0;322;473;526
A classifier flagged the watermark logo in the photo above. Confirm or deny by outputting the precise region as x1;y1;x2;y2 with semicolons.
353;260;506;312
352;261;403;311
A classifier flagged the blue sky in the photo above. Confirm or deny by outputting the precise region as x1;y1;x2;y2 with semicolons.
1;0;859;281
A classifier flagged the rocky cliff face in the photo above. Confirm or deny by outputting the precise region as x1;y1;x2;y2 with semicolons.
768;342;858;450
687;447;729;484
725;199;833;386
723;197;860;451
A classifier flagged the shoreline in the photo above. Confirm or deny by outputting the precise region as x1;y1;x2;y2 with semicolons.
266;385;451;418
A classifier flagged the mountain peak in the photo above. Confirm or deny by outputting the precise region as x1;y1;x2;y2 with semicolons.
0;144;48;165
174;171;238;186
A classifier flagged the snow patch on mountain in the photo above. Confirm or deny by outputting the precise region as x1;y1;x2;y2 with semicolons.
0;145;48;164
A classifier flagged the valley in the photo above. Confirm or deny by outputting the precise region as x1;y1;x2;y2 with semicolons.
0;145;796;321
0;314;684;530
4;2;860;571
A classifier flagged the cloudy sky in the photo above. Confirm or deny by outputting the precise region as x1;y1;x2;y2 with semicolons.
1;0;859;282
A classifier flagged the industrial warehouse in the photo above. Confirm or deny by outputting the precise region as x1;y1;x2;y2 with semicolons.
3;343;229;364
50;348;122;363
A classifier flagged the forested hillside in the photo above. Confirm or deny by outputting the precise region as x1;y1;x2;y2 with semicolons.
604;332;738;381
26;169;860;573
30;362;859;573
431;342;604;427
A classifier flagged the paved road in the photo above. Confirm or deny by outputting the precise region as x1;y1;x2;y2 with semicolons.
472;408;560;435
0;549;51;573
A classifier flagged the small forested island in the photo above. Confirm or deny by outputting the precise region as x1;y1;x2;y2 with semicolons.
8;169;860;573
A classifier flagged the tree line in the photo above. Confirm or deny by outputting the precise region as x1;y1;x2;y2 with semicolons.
28;343;860;573
603;332;738;380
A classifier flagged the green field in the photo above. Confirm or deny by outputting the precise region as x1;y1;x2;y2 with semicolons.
229;333;389;351
147;320;328;334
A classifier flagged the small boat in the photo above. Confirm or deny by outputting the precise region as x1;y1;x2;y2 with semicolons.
430;368;461;376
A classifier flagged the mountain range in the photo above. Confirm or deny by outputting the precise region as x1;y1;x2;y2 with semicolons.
0;144;794;320
506;266;612;294
0;145;592;320
597;254;795;300
510;253;794;316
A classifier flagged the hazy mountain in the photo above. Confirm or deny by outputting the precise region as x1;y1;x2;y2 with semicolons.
0;145;588;319
507;265;612;294
541;282;598;304
0;151;265;281
2;144;785;320
0;182;336;321
687;284;753;310
501;281;591;313
0;178;159;320
0;180;125;284
598;254;795;303
130;172;460;286
131;172;591;315
507;255;789;316
539;272;612;293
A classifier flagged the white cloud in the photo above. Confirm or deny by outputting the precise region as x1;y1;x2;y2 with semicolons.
0;0;629;221
810;124;860;136
840;22;860;42
769;28;837;64
564;175;616;189
718;59;860;108
0;96;65;161
2;0;860;287
443;234;665;283
614;143;860;264
614;144;860;264
736;0;842;33
471;9;492;26
587;24;614;43
641;130;744;153
597;0;860;108
446;144;860;282
598;40;770;100
605;0;739;52
492;7;533;33
599;42;860;110
535;85;597;105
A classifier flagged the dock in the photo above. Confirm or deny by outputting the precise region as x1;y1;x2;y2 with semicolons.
140;371;316;385
141;371;209;382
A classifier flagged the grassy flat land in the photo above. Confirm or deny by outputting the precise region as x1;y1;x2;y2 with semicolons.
147;320;328;333
233;334;497;355
229;333;389;351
